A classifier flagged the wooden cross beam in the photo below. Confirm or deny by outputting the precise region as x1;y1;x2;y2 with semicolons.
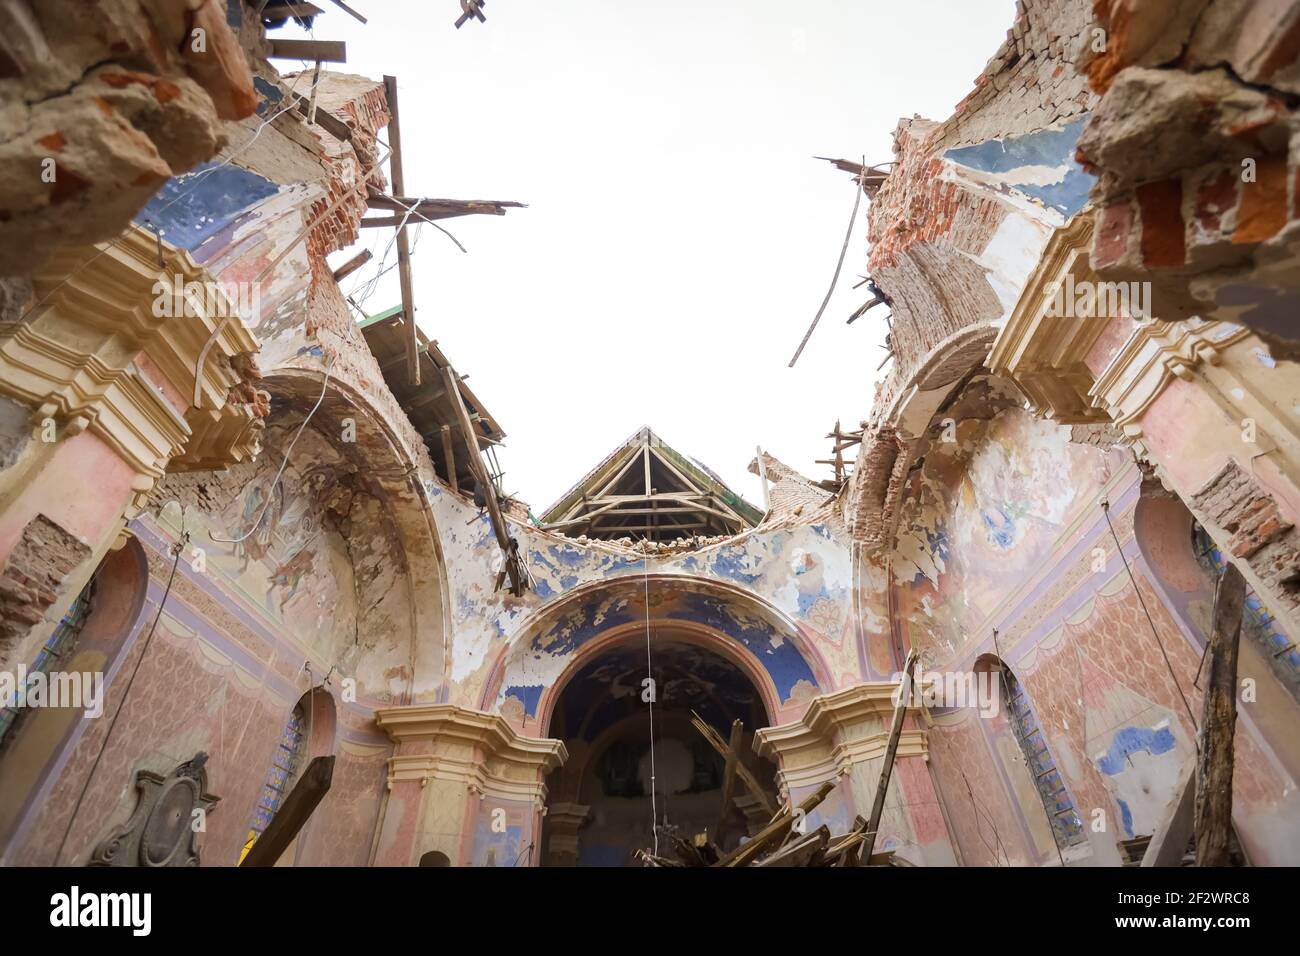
383;75;420;388
442;367;526;595
1195;563;1246;866
455;0;487;28
690;712;777;819
239;756;335;867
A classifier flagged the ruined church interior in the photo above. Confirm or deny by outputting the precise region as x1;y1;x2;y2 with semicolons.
2;0;1300;918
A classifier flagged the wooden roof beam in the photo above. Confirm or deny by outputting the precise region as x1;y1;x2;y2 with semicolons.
383;74;419;388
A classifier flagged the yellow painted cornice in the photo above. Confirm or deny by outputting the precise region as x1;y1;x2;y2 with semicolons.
1088;318;1249;433
988;212;1114;424
754;682;929;791
2;225;264;482
376;703;567;803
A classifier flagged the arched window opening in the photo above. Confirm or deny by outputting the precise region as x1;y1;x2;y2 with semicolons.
0;576;97;749
1193;521;1300;700
984;657;1088;854
239;700;308;863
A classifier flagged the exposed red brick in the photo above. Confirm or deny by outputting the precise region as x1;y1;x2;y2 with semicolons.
1093;198;1133;270
1233;154;1288;245
1194;168;1237;235
1136;179;1185;268
153;79;180;105
181;0;257;121
0;515;91;662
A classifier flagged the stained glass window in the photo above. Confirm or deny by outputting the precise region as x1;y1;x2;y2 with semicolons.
1000;665;1088;852
239;703;307;863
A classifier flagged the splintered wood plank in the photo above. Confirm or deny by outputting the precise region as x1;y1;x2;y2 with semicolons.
690;713;777;818
716;718;744;832
754;825;829;867
1195;563;1246;867
239;756;334;867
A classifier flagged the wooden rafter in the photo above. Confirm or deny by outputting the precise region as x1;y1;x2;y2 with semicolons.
382;75;419;388
538;427;762;543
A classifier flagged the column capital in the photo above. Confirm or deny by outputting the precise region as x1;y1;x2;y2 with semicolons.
375;703;567;805
754;682;929;792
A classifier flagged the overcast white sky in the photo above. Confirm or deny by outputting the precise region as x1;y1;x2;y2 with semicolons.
283;0;1015;513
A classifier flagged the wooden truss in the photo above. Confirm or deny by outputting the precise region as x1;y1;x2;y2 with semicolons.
539;428;763;543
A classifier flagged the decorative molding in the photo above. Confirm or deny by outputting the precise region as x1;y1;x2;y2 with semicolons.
1;226;263;480
88;753;219;867
1089;318;1251;427
754;682;929;792
989;213;1114;424
376;703;567;803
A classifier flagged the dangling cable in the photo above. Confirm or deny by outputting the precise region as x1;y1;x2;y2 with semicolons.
53;505;190;864
1101;499;1198;731
209;359;334;546
643;554;659;858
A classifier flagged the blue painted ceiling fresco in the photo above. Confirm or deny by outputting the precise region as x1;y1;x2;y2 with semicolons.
944;117;1095;217
502;582;819;718
552;641;765;744
135;161;280;252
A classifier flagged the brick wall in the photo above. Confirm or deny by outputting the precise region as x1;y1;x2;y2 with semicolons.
1191;460;1300;614
0;514;91;668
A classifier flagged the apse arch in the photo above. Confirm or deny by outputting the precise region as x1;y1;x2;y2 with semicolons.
481;574;830;734
255;367;452;704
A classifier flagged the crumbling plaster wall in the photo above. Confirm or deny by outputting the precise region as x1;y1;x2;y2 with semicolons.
421;478;862;727
1073;0;1300;356
0;65;439;866
845;0;1103;553
889;400;1300;865
0;0;268;277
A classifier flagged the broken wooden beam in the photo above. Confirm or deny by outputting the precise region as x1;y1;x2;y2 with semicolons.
755;825;830;867
326;0;367;23
292;93;354;143
719;778;836;867
365;195;525;218
716;718;743;833
1140;759;1194;866
239;755;334;867
690;712;778;818
331;248;371;283
383;74;420;388
442;366;526;595
261;1;324;18
863;648;919;858
269;38;347;62
1195;563;1246;866
455;0;487;28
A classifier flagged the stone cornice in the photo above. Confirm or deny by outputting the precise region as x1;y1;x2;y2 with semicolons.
754;682;929;791
988;213;1114;424
6;226;264;478
1089;318;1250;433
376;703;567;803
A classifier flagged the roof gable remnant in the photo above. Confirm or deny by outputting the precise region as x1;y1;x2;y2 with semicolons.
539;427;763;543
